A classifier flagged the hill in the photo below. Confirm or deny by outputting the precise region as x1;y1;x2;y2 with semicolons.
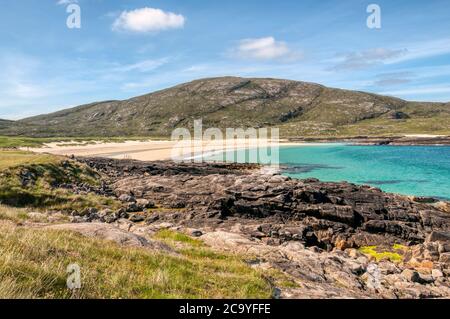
0;119;14;130
1;77;449;137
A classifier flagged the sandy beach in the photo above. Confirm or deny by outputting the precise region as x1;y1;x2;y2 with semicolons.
24;139;309;161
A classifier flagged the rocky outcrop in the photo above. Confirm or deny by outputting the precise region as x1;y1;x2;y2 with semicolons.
74;157;450;298
79;158;449;248
200;230;449;298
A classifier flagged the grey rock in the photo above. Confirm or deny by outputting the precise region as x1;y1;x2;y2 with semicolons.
118;194;136;203
104;213;118;224
115;208;129;219
129;214;145;223
126;203;140;212
191;230;203;237
80;207;98;217
136;198;156;209
98;208;113;216
402;269;421;283
72;157;450;298
427;231;450;243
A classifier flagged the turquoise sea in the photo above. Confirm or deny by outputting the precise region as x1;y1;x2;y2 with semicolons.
206;144;450;200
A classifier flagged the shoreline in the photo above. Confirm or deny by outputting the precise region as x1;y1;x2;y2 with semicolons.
18;139;450;203
22;135;450;162
23;139;311;161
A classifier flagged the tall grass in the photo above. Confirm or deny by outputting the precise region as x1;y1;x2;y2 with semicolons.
0;223;273;299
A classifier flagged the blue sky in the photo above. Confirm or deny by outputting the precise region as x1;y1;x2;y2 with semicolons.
1;0;450;119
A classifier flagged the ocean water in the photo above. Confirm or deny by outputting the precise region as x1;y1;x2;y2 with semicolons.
205;144;450;199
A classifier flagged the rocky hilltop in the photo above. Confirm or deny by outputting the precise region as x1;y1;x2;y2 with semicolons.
1;77;449;137
62;157;450;299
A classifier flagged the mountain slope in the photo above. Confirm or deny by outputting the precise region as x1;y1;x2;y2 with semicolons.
1;77;449;137
0;119;14;130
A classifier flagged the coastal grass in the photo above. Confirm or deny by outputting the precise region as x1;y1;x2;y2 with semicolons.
154;229;204;247
0;136;166;148
0;205;30;223
154;229;300;290
0;223;273;299
0;150;60;170
0;150;120;211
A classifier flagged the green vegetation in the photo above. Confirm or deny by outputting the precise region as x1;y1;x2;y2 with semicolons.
358;245;405;263
334;116;450;137
155;229;204;247
0;150;120;211
0;136;164;148
0;150;59;170
0;223;274;299
0;152;283;299
1;77;448;138
154;229;297;291
393;243;408;251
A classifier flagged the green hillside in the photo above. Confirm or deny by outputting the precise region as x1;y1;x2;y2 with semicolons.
1;77;449;138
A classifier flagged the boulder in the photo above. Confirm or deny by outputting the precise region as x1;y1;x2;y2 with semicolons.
136;198;156;209
80;207;98;217
126;203;140;212
118;194;136;203
402;269;421;283
129;214;145;223
427;231;450;243
191;230;203;237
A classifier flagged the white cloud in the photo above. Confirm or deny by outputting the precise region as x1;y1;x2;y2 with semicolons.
113;58;169;73
56;0;78;5
332;48;407;71
331;38;450;71
373;72;413;87
112;7;185;33
232;37;301;61
385;38;450;64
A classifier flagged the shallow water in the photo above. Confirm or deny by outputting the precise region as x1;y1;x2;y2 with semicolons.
206;144;450;199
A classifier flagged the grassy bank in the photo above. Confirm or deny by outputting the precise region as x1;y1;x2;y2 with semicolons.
0;150;119;211
0;151;281;299
0;221;273;299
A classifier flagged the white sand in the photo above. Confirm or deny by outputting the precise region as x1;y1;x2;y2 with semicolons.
403;134;447;138
25;139;308;161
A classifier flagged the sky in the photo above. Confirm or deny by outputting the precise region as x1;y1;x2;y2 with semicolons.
0;0;450;119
